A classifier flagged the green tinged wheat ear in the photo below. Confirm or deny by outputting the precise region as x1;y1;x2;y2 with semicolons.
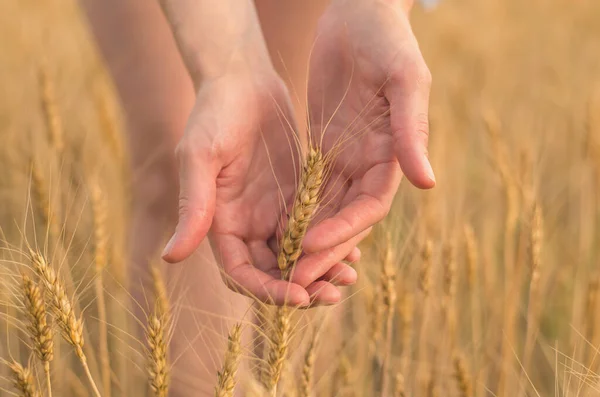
146;312;169;397
299;330;319;397
22;274;54;396
277;146;324;280
215;323;242;397
30;251;101;397
7;361;42;397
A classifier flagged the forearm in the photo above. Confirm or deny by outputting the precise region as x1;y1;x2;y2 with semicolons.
158;0;273;88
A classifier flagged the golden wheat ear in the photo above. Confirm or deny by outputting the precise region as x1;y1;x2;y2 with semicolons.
146;312;169;397
29;250;101;397
215;323;243;397
7;360;42;397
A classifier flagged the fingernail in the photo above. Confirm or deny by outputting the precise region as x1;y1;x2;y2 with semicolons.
162;232;177;258
424;159;436;183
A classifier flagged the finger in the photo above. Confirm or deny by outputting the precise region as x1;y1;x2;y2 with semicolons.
345;247;361;263
162;143;219;263
214;233;310;306
290;228;370;288
385;50;436;189
320;262;358;286
305;280;341;306
303;161;400;253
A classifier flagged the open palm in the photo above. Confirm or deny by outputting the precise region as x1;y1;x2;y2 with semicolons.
162;72;357;305
302;0;436;254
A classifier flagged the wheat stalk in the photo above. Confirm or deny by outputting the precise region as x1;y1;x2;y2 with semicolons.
150;261;170;322
215;323;242;397
380;240;398;397
89;176;112;397
146;312;169;397
30;250;101;397
7;361;42;397
22;274;54;396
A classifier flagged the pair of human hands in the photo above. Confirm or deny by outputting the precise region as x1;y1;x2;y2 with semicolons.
161;0;434;307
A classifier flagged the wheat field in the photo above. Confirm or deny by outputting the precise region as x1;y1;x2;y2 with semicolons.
1;0;600;396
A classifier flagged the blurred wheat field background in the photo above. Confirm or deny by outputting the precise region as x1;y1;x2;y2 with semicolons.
1;0;600;396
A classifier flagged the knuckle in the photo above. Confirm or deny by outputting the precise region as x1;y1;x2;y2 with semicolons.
415;112;430;142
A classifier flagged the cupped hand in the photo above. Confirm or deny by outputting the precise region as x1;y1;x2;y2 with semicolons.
161;69;357;306
302;0;435;254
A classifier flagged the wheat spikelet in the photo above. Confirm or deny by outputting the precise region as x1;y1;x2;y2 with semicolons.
146;312;169;397
7;361;42;397
453;353;473;397
299;330;318;397
39;64;64;154
30;251;101;397
529;203;543;286
277;146;324;280
215;323;242;397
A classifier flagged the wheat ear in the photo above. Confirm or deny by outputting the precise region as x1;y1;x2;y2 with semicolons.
277;146;324;280
89;177;112;397
299;330;319;397
380;240;398;397
393;373;406;397
7;361;42;397
215;323;242;397
39;64;64;154
263;146;325;395
30;251;101;397
453;353;473;397
146;312;169;397
22;275;54;396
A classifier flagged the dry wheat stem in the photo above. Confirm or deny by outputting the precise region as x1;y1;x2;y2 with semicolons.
30;251;102;397
215;323;242;397
8;361;42;397
300;330;319;397
22;275;53;396
147;312;169;397
90;177;112;397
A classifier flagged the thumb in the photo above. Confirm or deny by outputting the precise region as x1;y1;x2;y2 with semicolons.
386;54;436;189
162;143;219;263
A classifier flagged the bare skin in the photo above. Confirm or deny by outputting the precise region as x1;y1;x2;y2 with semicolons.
81;0;432;393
